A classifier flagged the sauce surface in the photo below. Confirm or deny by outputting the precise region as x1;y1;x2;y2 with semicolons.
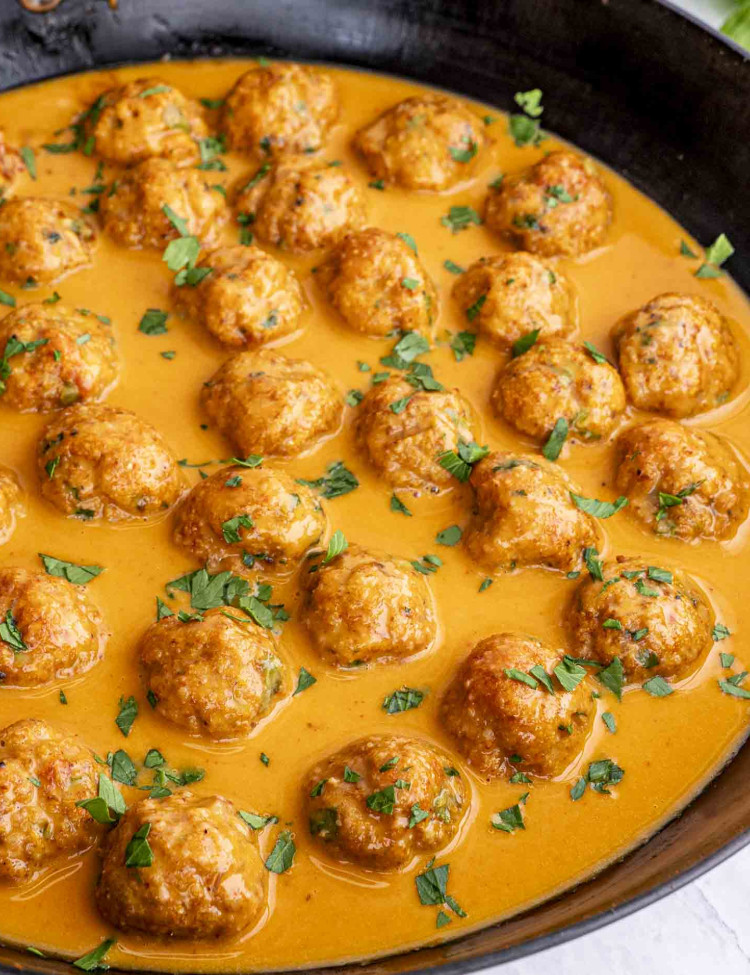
0;59;749;972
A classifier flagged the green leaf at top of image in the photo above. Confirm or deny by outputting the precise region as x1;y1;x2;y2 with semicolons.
722;2;750;52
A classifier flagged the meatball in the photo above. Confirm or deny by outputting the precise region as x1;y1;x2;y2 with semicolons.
485;151;612;257
95;792;265;938
172;245;305;348
37;404;186;522
0;198;95;286
491;338;626;443
440;633;595;778
452;252;575;352
173;464;326;571
300;543;437;667
304;734;467;870
0;467;24;545
0;130;23;198
0;303;118;413
315;228;438;339
139;610;285;739
201;349;342;458
0;567;106;687
100;158;227;249
611;293;739;418
464;451;598;573
234;156;366;253
86;77;207;167
355;376;476;495
614;419;749;541
0;719;101;883
223;63;338;159
566;557;714;682
353;93;487;191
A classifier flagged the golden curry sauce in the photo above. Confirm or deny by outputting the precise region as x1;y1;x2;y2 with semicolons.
0;60;749;972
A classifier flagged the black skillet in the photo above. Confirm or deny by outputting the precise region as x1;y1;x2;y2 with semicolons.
0;1;748;971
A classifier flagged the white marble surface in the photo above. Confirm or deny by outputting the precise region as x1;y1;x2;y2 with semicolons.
491;1;750;970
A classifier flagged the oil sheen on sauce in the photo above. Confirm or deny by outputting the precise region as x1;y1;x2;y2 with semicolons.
0;60;749;973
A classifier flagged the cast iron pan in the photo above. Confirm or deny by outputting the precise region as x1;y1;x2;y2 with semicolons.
0;1;748;972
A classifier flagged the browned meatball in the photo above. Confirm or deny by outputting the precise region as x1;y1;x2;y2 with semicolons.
0;304;118;412
173;464;326;571
100;158;226;249
0;198;96;286
95;792;266;938
0;719;102;883
355;376;476;495
440;633;595;778
485;151;612;257
0;467;24;545
315;228;438;339
611;293;739;418
172;245;305;348
234;156;366;253
353;93;487;191
452;252;575;352
300;543;437;667
464;451;598;573
201;349;342;458
491;338;626;443
86;77;207;166
0;130;23;198
0;567;106;687
304;734;467;870
566;557;714;682
139;610;285;739
223;63;338;159
614;419;749;541
37;404;186;522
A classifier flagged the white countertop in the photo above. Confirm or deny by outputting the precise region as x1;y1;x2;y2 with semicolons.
490;1;750;971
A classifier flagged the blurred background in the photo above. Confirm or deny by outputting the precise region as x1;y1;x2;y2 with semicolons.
681;0;749;46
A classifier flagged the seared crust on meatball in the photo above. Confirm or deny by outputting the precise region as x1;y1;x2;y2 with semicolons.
464;451;598;573
100;158;227;249
614;419;749;541
201;349;342;458
0;198;96;285
0;718;102;883
611;293;739;418
491;338;626;443
173;464;326;571
353;93;487;191
355;376;476;494
139;610;285;739
0;130;23;197
0;568;106;687
223;63;338;159
0;304;118;412
234;156;366;253
485;151;612;257
172;245;305;348
452;253;575;352
300;543;437;667
86;77;207;167
566;557;714;682
95;792;266;938
315;228;438;339
0;467;24;545
37;404;186;522
440;634;595;778
304;734;467;870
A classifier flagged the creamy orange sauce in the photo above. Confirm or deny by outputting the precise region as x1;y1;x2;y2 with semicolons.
0;60;749;972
